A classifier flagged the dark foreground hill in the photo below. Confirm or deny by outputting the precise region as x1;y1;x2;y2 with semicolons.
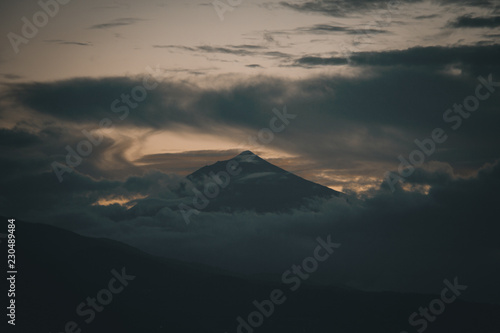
5;220;500;333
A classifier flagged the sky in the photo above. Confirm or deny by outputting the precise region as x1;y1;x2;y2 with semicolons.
1;0;499;192
1;0;500;303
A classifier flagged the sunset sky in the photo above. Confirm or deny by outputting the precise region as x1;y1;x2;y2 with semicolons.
2;1;500;308
1;0;499;194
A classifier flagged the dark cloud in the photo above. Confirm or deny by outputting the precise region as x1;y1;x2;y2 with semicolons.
278;0;420;17
229;44;266;49
448;15;500;28
414;14;439;20
294;44;500;71
295;56;349;66
296;23;389;34
278;0;499;17
3;77;175;127
0;73;23;80
2;75;291;133
279;0;499;19
90;17;144;29
300;24;348;32
0;128;41;148
438;0;500;8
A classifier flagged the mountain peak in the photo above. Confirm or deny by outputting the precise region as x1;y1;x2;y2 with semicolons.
186;150;342;213
233;150;263;163
237;150;257;157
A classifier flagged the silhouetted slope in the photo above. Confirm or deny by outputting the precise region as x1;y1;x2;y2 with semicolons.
7;219;500;333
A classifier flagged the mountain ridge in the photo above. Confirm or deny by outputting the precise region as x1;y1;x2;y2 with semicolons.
9;218;500;333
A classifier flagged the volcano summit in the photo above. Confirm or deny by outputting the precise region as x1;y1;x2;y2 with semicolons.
180;150;342;216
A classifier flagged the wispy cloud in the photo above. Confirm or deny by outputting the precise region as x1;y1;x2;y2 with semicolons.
90;17;144;29
136;149;243;174
296;23;389;35
153;44;291;59
414;14;439;20
44;39;93;46
1;73;23;80
154;45;256;56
